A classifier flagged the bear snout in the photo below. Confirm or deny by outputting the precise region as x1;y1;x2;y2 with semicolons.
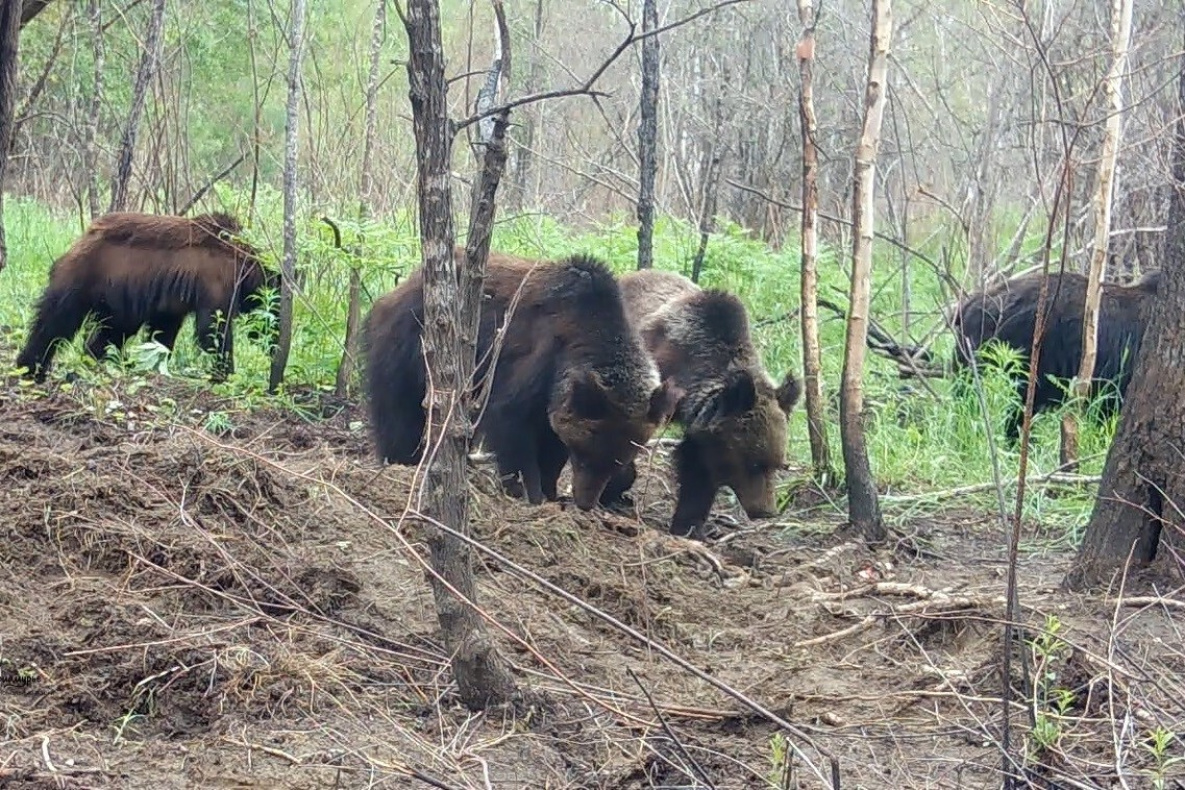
735;482;779;520
570;470;612;511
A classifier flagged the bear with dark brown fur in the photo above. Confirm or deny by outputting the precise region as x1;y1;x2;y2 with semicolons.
951;269;1160;444
15;211;278;382
605;269;802;538
362;250;681;509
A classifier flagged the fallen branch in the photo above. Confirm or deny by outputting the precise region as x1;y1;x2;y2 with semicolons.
880;472;1101;503
816;296;941;386
797;593;1005;648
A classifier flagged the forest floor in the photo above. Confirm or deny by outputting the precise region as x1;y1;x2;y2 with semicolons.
0;372;1182;789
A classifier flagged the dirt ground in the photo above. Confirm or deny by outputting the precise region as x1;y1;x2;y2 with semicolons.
0;375;1182;789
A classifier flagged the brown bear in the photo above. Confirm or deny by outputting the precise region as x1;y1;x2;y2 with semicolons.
15;211;278;383
363;249;681;510
605;269;801;537
951;268;1161;444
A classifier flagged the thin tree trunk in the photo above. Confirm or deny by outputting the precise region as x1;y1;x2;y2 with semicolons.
839;0;891;543
1060;0;1134;469
109;0;166;213
82;0;104;218
268;0;305;393
1065;8;1185;591
400;0;517;711
0;0;21;272
247;0;263;215
636;0;659;270
336;0;387;398
796;0;833;485
689;95;722;284
509;0;542;211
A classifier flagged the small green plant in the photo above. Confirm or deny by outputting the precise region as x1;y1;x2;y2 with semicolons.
203;410;234;435
1025;614;1076;761
1141;726;1183;790
766;731;792;788
127;340;174;377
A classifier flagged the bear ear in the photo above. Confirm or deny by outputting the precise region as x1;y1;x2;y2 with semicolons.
717;368;758;417
566;370;612;420
647;378;684;424
775;372;803;414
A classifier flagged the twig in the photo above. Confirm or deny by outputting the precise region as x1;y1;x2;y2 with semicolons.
1109;595;1185;611
176;151;249;216
880;472;1102;503
627;667;718;789
797;594;1004;648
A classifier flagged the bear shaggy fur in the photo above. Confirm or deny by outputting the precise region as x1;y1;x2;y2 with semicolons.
951;268;1160;443
606;269;802;537
15;211;277;382
362;249;681;510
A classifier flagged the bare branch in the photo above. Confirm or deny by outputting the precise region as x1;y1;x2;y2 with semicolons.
453;0;753;133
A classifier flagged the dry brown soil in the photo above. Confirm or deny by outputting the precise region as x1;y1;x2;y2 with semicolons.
0;376;1182;789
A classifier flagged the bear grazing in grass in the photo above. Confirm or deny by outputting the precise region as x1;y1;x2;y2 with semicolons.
951;269;1160;444
606;269;802;537
15;211;277;383
362;249;681;510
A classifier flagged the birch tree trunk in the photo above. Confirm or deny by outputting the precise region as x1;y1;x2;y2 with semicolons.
636;0;659;270
109;0;166;213
82;0;104;218
1060;0;1134;469
401;0;516;710
839;0;891;542
0;0;20;272
267;0;305;393
1065;7;1185;590
796;0;833;484
335;0;387;398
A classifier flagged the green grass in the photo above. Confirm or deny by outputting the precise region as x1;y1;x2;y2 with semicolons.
0;192;1117;540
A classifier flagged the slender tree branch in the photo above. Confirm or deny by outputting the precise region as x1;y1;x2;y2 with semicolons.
453;0;753;132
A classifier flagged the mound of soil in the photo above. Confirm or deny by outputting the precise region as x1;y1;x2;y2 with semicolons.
0;379;1182;789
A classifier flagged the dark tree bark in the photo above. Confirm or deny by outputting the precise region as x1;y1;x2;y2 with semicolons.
82;0;104;218
635;0;659;270
109;0;166;212
840;0;891;543
335;0;387;398
1065;17;1185;590
268;0;305;393
400;0;517;711
0;0;21;272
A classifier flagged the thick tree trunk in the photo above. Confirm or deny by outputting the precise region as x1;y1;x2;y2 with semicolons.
109;0;166;213
0;0;21;272
267;0;304;393
839;0;891;542
1066;13;1185;590
796;0;833;484
336;0;387;398
1061;0;1134;469
402;0;516;711
635;0;659;270
82;0;104;218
